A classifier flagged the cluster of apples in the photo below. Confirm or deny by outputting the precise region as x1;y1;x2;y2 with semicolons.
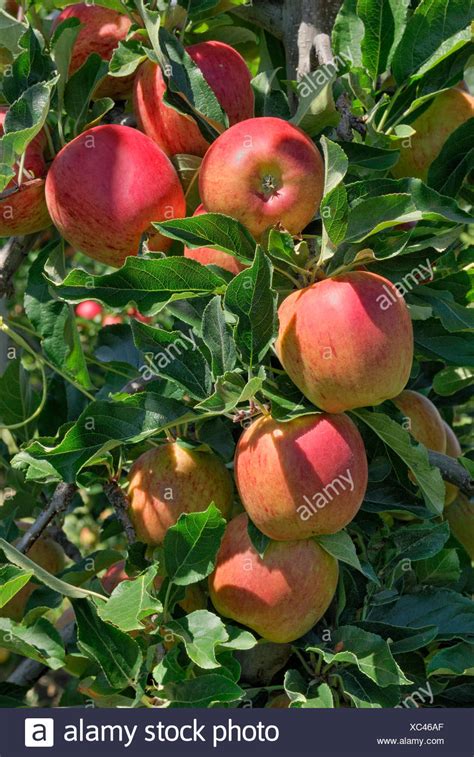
1;4;470;644
2;2;473;252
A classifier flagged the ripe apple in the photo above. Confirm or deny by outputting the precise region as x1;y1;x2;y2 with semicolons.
445;494;474;560
128;442;233;545
75;300;103;319
443;421;462;506
276;271;413;413
392;390;446;453
235;413;368;540
45;125;186;267
392;88;474;181
134;40;254;157
199;117;324;240
101;559;206;612
184;204;246;275
209;513;338;643
0;536;65;622
0;107;51;236
52;3;134;99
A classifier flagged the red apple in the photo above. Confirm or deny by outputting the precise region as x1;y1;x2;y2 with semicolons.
75;300;103;319
276;271;413;413
392;390;446;453
392;88;474;181
52;3;134;99
199;117;324;240
235;413;368;540
184;204;246;275
443;421;462;506
45;125;186;267
0;106;51;236
209;513;339;643
128;442;233;545
134;40;254;157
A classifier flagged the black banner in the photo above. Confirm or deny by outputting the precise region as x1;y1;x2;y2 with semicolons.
1;707;472;756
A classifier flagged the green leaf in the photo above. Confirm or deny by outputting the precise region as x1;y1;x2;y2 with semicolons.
414;320;474;366
163;610;228;669
367;588;474;641
355;621;438;655
341;669;401;708
13;393;196;482
427;118;474;196
98;566;162;633
25;246;91;390
341;142;400;171
131;320;212;400
332;0;364;68
316;531;379;584
284;669;334;707
252;70;290;120
0;360;40;438
164;504;226;586
162;673;244;707
320;136;349;252
156;27;226;142
64;53;109;132
353;409;445;514
392;0;473;83
224;247;277;367
415;549;461;586
413;288;474;333
0;617;65;669
109;38;147;78
51;256;227;314
358;0;408;80
197;371;265;415
392;521;450;563
154;212;256;262
0;9;27;56
427;642;474;676
247;519;270;559
291;66;338;137
308;626;411;687
0;81;53;183
433;366;474;396
201;296;237;377
0;565;33;608
73;598;142;690
50;18;81;115
2;27;53;105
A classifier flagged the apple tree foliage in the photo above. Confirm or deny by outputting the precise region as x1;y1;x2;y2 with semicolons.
0;0;473;709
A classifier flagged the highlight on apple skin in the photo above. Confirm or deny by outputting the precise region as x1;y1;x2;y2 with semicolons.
199;116;325;240
235;413;368;540
45;124;186;268
0;107;51;237
134;40;254;157
127;442;233;545
276;271;414;413
184;204;246;276
209;513;339;644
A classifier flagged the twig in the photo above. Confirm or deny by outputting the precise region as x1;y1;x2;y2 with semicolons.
427;451;474;498
47;525;82;563
15;483;77;555
232;0;284;39
336;92;367;141
104;480;136;543
102;104;137;128
0;234;41;298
